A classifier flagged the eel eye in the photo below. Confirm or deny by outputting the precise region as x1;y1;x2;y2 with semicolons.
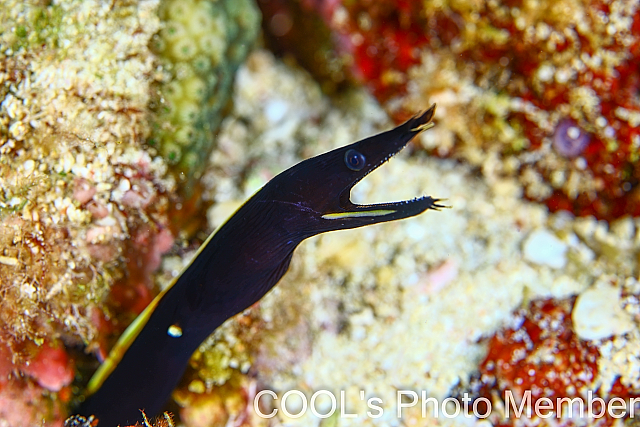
344;149;366;171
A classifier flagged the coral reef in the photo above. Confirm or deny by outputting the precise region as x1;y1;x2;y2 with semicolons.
150;0;260;193
0;1;174;424
472;298;601;424
0;0;260;423
466;274;640;426
2;0;639;425
259;0;640;220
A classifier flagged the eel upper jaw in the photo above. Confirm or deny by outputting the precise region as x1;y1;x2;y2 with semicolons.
322;104;444;222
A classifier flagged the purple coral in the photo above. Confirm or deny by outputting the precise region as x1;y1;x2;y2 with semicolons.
552;119;591;158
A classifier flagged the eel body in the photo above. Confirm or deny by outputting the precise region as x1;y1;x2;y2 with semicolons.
78;105;443;426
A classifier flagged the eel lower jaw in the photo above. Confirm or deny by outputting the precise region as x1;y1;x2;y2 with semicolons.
322;196;445;221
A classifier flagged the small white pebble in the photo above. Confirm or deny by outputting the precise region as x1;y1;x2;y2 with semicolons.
573;286;634;340
523;229;568;269
537;64;555;82
21;283;37;299
8;197;22;207
264;99;289;124
96;182;112;192
118;178;131;192
23;159;35;173
0;256;19;266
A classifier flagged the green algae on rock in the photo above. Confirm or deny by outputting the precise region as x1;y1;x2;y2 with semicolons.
150;0;260;192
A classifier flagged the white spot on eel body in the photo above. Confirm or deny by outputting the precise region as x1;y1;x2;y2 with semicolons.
167;325;183;337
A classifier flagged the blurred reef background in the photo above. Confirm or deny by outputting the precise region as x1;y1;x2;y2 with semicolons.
0;0;639;426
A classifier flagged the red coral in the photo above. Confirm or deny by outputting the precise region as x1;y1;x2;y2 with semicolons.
20;341;75;392
460;3;640;218
259;0;640;220
344;1;430;100
479;299;599;405
260;0;430;99
471;298;637;426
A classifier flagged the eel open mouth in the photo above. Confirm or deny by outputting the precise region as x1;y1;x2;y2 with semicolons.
322;104;446;222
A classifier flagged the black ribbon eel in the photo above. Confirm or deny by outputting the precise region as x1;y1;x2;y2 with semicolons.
77;104;444;426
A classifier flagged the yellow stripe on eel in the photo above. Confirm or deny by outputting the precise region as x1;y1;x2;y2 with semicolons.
86;292;163;394
86;226;223;395
322;209;396;220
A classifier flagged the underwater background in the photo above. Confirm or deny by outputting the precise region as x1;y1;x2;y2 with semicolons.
1;0;639;426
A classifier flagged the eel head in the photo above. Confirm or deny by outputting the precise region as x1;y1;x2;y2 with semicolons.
268;104;446;234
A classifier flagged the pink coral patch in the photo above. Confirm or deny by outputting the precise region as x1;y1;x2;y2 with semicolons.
0;378;64;427
20;342;74;392
421;258;459;294
73;179;97;205
132;227;174;275
86;200;109;219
